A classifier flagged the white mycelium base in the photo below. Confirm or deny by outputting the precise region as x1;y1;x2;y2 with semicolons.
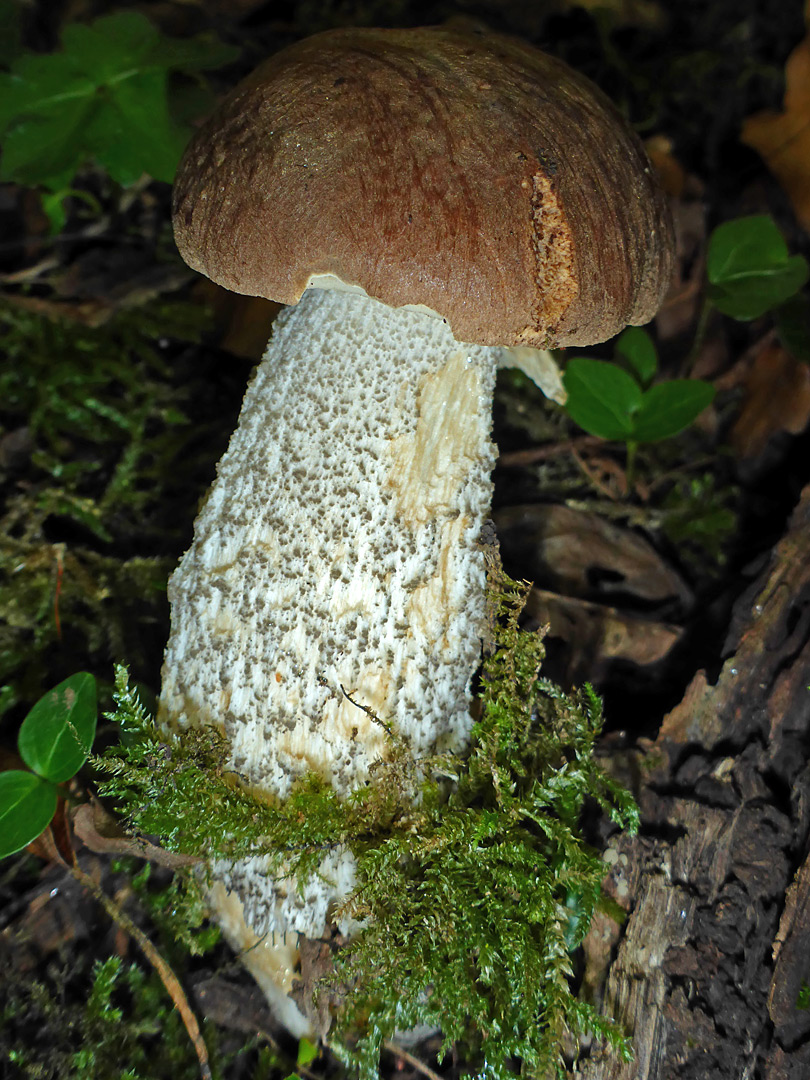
159;288;499;1031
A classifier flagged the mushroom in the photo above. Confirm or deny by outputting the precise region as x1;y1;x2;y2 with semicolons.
161;24;674;1034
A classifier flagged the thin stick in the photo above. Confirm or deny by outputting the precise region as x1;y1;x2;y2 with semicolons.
340;683;394;736
570;446;622;501
383;1039;444;1080
497;435;601;467
70;861;212;1080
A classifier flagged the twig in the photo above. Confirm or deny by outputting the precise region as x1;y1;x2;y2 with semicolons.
339;683;394;736
570;445;623;500
383;1039;444;1080
69;860;212;1080
497;435;601;467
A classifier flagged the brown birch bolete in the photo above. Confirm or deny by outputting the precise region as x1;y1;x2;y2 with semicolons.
162;24;674;1034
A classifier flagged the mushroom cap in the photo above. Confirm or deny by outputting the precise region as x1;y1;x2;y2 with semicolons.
173;25;674;348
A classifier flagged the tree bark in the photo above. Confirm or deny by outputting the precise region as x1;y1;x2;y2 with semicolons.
575;482;810;1079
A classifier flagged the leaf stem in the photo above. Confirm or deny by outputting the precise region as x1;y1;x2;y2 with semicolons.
626;440;638;490
685;297;715;372
69;858;212;1080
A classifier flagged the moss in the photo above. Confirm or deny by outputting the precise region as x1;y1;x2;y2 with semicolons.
0;298;224;720
97;557;638;1079
1;953;216;1080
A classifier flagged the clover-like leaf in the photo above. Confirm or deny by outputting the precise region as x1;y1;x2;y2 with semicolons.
614;326;658;386
706;215;809;321
0;771;58;858
631;381;716;443
18;672;97;783
562;358;642;440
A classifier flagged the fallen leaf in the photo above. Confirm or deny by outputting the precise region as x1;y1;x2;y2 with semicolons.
525;586;682;674
728;341;810;458
741;33;810;230
495;503;693;611
195;279;280;360
72;801;200;869
645;134;687;198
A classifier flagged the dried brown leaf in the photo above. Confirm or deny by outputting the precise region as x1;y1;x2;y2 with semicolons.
741;32;810;230
729;342;810;458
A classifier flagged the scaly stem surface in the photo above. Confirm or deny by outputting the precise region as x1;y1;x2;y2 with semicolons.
159;288;499;1031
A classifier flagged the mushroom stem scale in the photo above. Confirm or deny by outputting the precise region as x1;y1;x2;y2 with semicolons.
159;286;499;1017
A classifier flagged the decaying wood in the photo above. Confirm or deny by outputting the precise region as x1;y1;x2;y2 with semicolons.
575;483;810;1079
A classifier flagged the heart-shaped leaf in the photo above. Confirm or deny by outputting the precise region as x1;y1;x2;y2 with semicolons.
706;216;809;320
0;771;58;858
614;326;658;385
562;358;642;440
18;672;97;783
632;381;716;443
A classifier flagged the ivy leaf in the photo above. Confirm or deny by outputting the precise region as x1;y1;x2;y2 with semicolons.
631;381;716;442
18;672;97;783
0;771;58;858
562;358;642;440
706;215;809;321
0;11;238;191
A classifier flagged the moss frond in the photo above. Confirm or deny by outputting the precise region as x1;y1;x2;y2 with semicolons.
98;563;638;1079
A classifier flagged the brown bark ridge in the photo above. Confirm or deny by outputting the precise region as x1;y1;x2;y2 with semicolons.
575;483;810;1079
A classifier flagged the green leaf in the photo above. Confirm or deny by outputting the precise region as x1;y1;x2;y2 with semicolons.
40;191;69;234
631;380;716;443
614;326;658;385
297;1038;318;1067
0;771;58;858
0;11;238;192
775;294;810;364
707;215;791;280
18;672;97;783
706;215;810;321
562;358;642;440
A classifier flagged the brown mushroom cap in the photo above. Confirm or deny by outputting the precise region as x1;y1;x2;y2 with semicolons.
173;25;674;348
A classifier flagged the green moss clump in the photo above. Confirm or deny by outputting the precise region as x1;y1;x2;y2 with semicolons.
98;563;638;1079
2;953;214;1080
0;298;222;720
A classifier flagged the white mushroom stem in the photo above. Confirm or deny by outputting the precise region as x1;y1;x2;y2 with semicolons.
159;288;499;1030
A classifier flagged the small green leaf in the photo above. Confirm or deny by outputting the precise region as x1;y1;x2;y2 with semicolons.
631;381;716;443
707;215;791;280
18;672;97;783
0;771;58;858
708;259;808;320
562;358;642;440
706;215;810;321
614;326;658;385
775;294;810;364
39;191;69;234
297;1038;319;1067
